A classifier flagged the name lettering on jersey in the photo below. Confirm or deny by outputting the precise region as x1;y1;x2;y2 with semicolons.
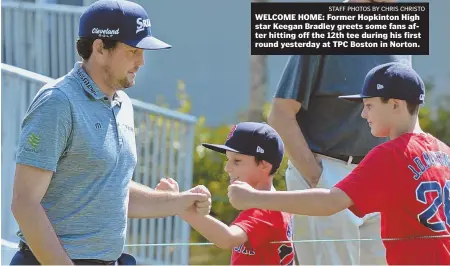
233;244;255;256
408;151;450;180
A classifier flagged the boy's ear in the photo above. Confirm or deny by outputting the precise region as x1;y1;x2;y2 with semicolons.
260;160;272;174
391;99;405;113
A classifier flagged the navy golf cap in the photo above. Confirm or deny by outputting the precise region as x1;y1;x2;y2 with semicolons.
202;122;285;171
339;62;425;105
78;0;171;50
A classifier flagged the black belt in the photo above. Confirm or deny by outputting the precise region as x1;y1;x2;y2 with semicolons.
19;241;117;265
316;152;365;164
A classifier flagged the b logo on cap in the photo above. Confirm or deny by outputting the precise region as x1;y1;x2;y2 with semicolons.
136;18;151;34
226;125;237;141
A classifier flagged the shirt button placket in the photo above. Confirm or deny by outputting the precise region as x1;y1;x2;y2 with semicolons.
112;106;123;150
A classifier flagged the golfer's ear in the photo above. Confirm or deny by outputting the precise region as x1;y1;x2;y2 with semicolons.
92;39;104;54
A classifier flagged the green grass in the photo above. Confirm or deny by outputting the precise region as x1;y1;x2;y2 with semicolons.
189;245;232;265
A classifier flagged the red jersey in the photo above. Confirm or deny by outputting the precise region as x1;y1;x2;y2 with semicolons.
230;208;295;265
335;133;450;265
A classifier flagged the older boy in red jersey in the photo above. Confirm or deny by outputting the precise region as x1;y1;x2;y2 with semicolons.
157;122;295;265
228;62;450;265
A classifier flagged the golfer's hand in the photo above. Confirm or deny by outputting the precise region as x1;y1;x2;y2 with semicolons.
228;181;258;210
156;177;179;193
180;185;211;216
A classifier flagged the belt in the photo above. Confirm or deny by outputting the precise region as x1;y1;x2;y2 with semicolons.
19;241;117;265
316;152;365;165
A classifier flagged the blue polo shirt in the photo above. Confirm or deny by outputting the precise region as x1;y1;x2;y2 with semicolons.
15;62;137;261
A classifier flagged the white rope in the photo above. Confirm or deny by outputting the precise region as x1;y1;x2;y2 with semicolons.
3;234;449;249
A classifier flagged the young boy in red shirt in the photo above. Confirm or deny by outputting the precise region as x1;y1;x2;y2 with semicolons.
228;62;450;265
157;122;295;265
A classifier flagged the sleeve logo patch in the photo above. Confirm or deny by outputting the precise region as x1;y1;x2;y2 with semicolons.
26;132;41;152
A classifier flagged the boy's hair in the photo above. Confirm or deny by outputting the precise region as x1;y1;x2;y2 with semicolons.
380;97;419;116
255;156;278;176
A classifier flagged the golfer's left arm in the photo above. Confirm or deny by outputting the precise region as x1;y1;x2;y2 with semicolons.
251;187;353;216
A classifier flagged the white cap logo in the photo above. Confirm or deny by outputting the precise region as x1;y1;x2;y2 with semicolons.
136;18;151;34
256;146;264;154
377;84;384;90
91;28;120;38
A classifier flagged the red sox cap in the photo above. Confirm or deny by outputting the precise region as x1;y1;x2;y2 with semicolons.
339;62;425;105
202;122;285;171
78;0;171;50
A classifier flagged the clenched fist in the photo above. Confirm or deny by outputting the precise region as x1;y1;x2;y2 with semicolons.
184;185;212;216
227;181;258;210
156;177;179;193
156;178;211;216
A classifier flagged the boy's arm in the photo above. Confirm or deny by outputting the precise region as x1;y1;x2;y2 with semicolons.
229;183;352;216
181;213;247;249
256;187;351;216
156;178;246;249
229;146;393;217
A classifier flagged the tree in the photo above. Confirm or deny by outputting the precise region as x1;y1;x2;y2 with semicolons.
248;0;269;122
418;80;450;144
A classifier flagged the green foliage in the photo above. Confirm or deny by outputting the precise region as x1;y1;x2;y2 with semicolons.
418;80;450;144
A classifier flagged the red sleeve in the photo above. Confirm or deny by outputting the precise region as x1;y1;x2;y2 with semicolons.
232;208;277;248
334;145;395;218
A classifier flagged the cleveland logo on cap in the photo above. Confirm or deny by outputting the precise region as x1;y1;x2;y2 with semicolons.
78;0;171;50
91;28;120;38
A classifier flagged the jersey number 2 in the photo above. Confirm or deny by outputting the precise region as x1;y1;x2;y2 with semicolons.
416;180;450;232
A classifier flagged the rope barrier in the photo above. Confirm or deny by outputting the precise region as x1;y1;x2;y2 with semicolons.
3;234;449;250
123;234;450;247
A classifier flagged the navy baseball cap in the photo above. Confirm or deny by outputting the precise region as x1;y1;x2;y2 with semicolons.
78;0;171;50
202;122;285;171
339;62;425;105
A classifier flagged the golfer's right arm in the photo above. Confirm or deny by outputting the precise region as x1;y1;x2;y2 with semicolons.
11;89;73;265
11;165;73;265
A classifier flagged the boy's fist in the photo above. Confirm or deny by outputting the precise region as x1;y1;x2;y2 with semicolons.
156;177;179;193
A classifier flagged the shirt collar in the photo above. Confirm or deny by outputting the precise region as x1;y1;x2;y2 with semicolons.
70;62;122;104
113;92;122;104
70;62;104;100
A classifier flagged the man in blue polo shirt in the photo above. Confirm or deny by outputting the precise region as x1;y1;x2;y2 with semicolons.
10;1;210;265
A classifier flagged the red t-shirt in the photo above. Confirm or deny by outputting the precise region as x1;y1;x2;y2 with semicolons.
230;208;295;265
335;133;450;265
